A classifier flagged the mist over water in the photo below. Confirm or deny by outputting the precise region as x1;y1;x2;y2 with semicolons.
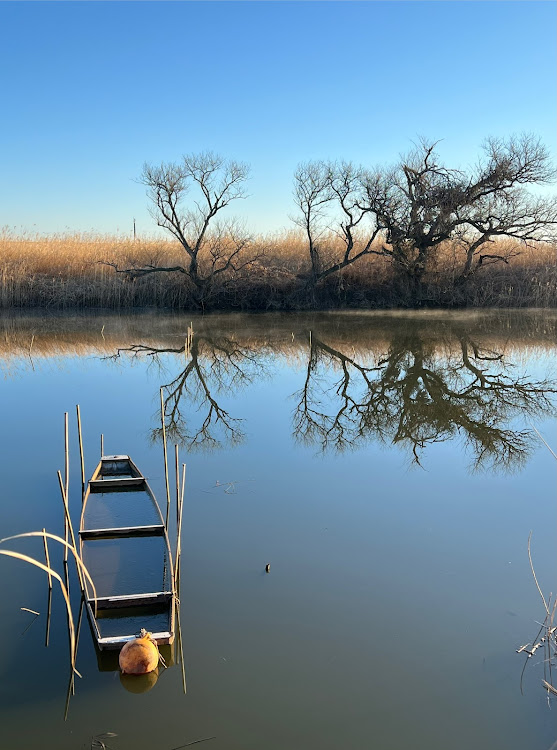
0;310;555;750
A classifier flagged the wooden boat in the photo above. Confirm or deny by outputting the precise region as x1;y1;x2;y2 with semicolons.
79;455;175;651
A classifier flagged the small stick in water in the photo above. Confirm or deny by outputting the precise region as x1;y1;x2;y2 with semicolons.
57;471;84;592
160;388;171;529
175;444;180;525
76;405;85;499
42;528;52;590
175;463;186;579
64;412;69;562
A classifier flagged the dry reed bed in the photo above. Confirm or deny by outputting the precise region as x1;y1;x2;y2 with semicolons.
0;231;555;310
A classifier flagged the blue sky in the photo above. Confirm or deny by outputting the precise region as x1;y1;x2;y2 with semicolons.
0;1;555;237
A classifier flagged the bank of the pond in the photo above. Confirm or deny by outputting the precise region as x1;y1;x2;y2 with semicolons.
1;233;556;310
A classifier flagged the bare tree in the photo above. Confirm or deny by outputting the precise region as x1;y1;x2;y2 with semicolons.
293;135;557;304
361;134;557;299
292;162;332;285
292;160;385;289
105;152;255;309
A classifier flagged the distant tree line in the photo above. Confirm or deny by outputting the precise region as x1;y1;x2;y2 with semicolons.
106;135;557;310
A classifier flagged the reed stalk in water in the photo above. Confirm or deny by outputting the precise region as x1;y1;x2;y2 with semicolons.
160;387;171;528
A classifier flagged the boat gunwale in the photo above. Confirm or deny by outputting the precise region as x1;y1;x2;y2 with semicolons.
85;600;175;650
79;455;176;650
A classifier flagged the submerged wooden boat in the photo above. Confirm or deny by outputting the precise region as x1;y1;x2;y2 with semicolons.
79;455;175;651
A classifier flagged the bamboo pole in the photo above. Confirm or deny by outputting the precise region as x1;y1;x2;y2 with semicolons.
175;444;180;525
57;471;84;592
175;462;186;585
64;412;69;562
160;387;171;529
76;405;85;500
62;557;72;657
176;599;187;695
44;586;52;648
42;528;52;590
71;598;85;697
43;525;53;646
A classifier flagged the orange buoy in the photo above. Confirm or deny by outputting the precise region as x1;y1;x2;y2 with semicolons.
119;629;160;675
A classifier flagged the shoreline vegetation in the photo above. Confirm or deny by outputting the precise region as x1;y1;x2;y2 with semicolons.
4;137;557;311
1;230;556;311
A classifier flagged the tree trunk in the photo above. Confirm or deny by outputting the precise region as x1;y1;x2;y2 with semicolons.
392;244;427;307
187;254;210;310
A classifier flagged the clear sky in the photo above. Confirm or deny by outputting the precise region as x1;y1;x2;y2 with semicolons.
0;1;555;238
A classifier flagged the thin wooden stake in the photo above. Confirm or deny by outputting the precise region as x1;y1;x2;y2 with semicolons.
64;412;69;562
176;599;187;695
71;598;85;698
45;586;52;648
175;462;186;584
62;558;72;668
42;528;52;590
160;388;171;529
57;471;84;592
76;405;85;500
43;528;53;646
175;444;180;525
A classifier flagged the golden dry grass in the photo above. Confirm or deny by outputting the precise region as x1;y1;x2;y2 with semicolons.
0;229;555;309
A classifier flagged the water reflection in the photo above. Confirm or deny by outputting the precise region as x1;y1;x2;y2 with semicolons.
0;311;554;468
100;314;557;471
108;333;269;450
294;329;556;469
0;311;556;748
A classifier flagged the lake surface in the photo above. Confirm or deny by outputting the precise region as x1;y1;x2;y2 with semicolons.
0;309;555;750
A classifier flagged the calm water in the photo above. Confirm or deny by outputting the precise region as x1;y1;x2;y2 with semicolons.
0;310;555;750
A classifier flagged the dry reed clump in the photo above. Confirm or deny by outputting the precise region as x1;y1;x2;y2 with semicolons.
517;529;557;701
0;229;555;310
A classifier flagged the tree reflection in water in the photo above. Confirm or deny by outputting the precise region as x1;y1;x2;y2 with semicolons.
108;333;268;451
293;329;556;470
107;317;556;470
